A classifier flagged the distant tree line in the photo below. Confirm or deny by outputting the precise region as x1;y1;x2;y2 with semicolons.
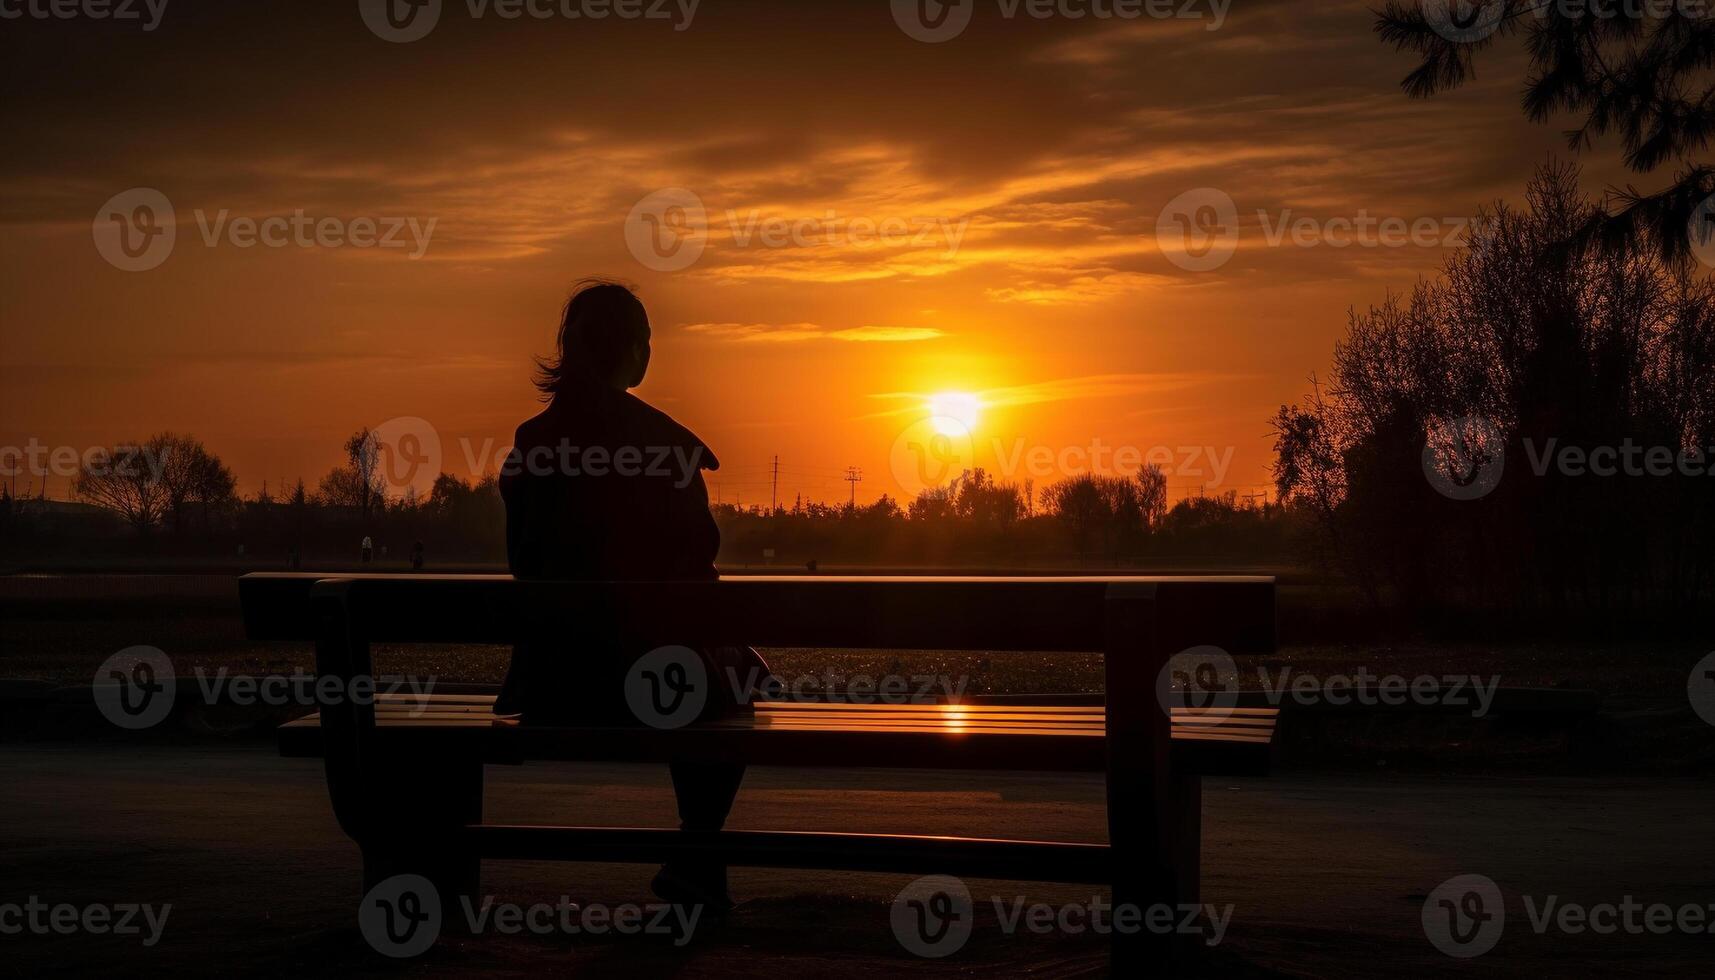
713;466;1292;568
1;430;1292;568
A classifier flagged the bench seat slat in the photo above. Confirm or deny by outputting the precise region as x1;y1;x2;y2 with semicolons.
280;698;1277;776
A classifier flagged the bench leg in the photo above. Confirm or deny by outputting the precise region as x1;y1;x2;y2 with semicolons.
357;755;484;926
1105;585;1202;972
1107;749;1182;971
1174;774;1201;909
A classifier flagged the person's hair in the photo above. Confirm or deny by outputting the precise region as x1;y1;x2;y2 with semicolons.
533;278;647;399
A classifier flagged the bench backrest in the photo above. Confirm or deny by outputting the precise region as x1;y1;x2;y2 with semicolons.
238;573;1275;654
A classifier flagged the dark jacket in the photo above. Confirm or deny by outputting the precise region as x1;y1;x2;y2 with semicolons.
502;385;721;581
494;385;761;721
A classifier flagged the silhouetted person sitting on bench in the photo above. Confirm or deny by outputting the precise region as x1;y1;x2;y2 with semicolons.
495;278;764;912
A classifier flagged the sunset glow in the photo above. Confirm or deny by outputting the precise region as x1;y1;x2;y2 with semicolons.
928;393;982;437
0;3;1640;510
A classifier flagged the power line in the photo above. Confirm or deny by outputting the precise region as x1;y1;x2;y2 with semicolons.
844;466;861;508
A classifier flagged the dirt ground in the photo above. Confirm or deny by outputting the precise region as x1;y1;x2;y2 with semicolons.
3;742;1711;978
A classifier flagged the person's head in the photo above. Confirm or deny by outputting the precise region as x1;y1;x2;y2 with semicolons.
535;279;651;397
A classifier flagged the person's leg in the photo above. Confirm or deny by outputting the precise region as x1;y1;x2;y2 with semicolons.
654;646;760;909
657;760;745;907
670;760;745;832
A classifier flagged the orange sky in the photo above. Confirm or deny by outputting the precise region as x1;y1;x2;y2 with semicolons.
0;0;1637;507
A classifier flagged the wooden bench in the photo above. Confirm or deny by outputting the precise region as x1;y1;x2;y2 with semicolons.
241;572;1278;965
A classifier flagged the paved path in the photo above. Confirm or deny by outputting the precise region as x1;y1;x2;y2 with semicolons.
3;744;1710;976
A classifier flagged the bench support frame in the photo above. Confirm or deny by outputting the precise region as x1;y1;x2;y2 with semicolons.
308;578;1205;965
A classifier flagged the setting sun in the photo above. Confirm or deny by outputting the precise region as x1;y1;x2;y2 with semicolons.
928;392;982;436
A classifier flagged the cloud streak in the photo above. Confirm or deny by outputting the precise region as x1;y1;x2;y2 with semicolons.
684;323;945;343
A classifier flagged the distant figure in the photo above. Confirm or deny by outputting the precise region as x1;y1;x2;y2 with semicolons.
496;279;765;911
410;539;424;572
287;546;300;570
360;535;373;564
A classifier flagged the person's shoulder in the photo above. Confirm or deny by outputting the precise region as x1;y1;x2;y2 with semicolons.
615;391;720;471
511;405;557;447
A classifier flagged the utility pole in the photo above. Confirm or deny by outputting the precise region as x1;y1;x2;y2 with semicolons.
844;466;861;509
770;455;778;515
